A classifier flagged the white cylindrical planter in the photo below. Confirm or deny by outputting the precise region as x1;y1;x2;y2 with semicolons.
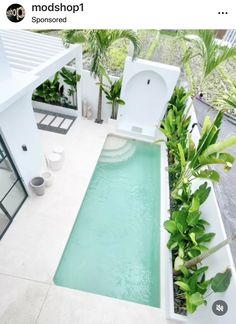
47;153;63;171
53;145;65;161
30;177;45;196
41;170;54;187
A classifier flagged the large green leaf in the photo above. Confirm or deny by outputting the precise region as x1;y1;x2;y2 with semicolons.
193;182;211;205
198;232;215;243
211;268;232;292
175;280;190;292
178;143;186;171
189;292;205;306
173;210;188;234
192;169;220;182
202;136;236;157
187;211;200;226
164;220;177;234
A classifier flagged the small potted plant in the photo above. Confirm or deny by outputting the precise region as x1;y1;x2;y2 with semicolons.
101;76;125;124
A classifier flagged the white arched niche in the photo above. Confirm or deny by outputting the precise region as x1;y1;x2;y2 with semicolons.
117;57;180;139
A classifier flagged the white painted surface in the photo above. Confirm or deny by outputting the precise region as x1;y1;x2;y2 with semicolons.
0;30;83;195
0;37;11;82
0;30;82;116
117;57;180;138
0;94;46;194
32;101;79;118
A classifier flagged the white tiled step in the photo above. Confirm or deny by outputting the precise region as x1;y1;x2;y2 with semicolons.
51;117;64;127
34;112;46;123
102;142;133;157
99;145;135;163
41;115;55;125
60;119;73;130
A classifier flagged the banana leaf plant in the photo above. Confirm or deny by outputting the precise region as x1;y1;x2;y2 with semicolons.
60;67;81;108
172;110;236;201
101;75;125;120
33;72;64;105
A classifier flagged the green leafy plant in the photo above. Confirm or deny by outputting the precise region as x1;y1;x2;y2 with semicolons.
101;76;125;119
62;30;140;123
173;110;236;200
175;268;232;313
161;87;236;315
33;72;63;105
60;67;81;108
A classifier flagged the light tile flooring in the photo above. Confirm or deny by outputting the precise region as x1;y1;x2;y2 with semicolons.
0;119;179;324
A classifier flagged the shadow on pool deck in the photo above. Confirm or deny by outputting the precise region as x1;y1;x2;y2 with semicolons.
193;99;236;268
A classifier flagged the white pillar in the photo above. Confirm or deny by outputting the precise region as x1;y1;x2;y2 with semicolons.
75;44;83;119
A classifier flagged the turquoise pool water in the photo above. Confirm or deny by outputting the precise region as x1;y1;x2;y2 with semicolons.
54;137;161;307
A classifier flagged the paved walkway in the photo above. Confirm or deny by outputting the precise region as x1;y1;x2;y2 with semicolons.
193;99;236;266
34;108;76;134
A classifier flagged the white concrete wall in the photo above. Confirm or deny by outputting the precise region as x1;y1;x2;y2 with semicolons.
0;38;11;82
0;93;46;194
118;57;180;129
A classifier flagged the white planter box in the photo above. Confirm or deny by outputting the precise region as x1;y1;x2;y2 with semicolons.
163;99;236;324
107;117;117;126
162;141;187;323
32;100;78;117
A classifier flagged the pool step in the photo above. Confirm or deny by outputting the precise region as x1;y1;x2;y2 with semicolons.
99;136;135;163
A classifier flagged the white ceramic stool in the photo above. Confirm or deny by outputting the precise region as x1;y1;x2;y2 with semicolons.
53;145;65;161
46;153;63;171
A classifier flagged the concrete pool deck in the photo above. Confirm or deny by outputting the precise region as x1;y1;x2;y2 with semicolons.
0;119;178;324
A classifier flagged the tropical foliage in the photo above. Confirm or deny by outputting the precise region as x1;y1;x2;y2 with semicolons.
33;68;81;109
161;87;236;314
101;75;125;119
62;30;140;123
33;72;63;105
60;67;81;107
182;30;236;96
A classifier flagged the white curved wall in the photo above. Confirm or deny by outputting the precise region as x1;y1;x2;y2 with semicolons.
118;57;180;139
120;70;168;127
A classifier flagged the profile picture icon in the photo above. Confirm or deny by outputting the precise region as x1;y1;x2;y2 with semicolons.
6;3;25;23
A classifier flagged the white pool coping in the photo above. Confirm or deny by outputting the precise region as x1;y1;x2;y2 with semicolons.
0;118;180;324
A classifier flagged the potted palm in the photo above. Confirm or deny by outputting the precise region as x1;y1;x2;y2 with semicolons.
101;76;125;123
60;67;81;107
62;30;140;123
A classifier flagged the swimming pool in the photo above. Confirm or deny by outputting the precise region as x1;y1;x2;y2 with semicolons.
54;135;161;307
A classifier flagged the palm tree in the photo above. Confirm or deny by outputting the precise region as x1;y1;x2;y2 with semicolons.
182;30;236;96
62;30;140;123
